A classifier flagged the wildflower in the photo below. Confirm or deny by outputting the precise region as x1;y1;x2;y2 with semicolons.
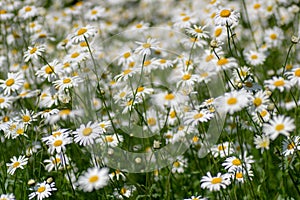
71;25;98;44
215;57;238;71
184;109;214;126
230;168;254;183
0;72;24;95
24;44;46;62
210;142;235;158
44;153;70;172
98;121;111;133
64;50;89;63
19;109;37;125
35;59;62;82
0;9;14;21
264;27;284;48
110;169;126;181
244;50;266;66
134;38;160;56
285;67;300;87
222;153;254;172
28;181;57;200
173;12;196;29
200;172;231;191
77;167;110;192
85;6;105;21
0;193;16;200
118;50;135;66
263;115;295;140
44;133;73;154
186;24;210;39
99;134;124;147
153;91;187;109
213;26;227;41
18;5;39;19
252;109;271;125
184;195;207;200
53;76;83;91
6;155;28;175
171;156;187;173
114;68;137;82
282;136;300;156
46;109;83;124
249;90;270;112
73;121;102;146
113;185;136;199
214;90;251;115
254;134;270;152
214;8;240;26
0;95;13;109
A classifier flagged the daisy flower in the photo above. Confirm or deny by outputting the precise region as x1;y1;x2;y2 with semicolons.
264;76;291;92
263;115;295;140
114;68;137;82
24;44;46;62
285;67;300;87
99;134;124;147
46;109;83;124
254;134;270;152
173;12;197;29
215;57;238;71
282;136;300;156
184;195;207;200
0;9;14;21
45;134;73;154
113;185;136;199
73;121;102;146
6;155;28;175
134;38;160;56
153;91;187;109
44;153;70;172
171;156;187;173
230;168;254;183
214;90;251;115
214;8;240;27
210;142;235;158
35;59;62;82
222;152;254;172
244;50;266;66
18;5;39;20
28;181;57;200
264;27;284;48
0;95;13;109
200;172;231;191
77;167;110;192
53;76;83;91
252;109;271;125
249;90;270;112
71;25;98;44
184;109;214;126
118;50;135;66
0;194;16;200
213;26;227;41
98;120;111;133
19;109;37;125
64;50;89;63
155;58;173;69
0;72;24;95
186;24;210;39
85;6;105;21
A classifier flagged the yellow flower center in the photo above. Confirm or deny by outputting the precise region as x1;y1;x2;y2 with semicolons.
52;158;61;164
270;33;277;40
147;117;156;126
0;10;7;14
236;172;243;179
275;124;284;131
232;158;241;166
53;140;63;147
3;116;9;122
144;60;151;66
218;145;226;151
182;74;191;80
127;100;133;106
30;47;37;54
287;142;295;150
123;69;132;75
200;72;209;78
16;128;24;135
25;6;32;12
77;28;87;35
227;97;237;105
170;111;176;118
193;113;204;119
160;59;166;64
136;24;143;28
165;93;175;100
91;10;97;15
253;98;262;107
294;68;300;77
0;98;4;103
120;187;127;195
217;58;229;66
106;136;114;142
83;127;93;136
22;115;31;122
211;177;222;184
260;110;268;117
220;9;231;18
143;43;151;48
253;3;261;9
71;52;79;58
6;78;15;86
119;92;126;98
182;16;190;21
273;80;285;87
80;41;87;47
63;78;71;84
215;28;222;37
59;109;71;116
137;86;144;92
52;132;62;137
45;66;54;74
195;28;203;33
192;136;199;143
123;52;131;58
173;161;180;168
13;161;20;168
251;54;258;60
37;186;46;193
206;54;214;62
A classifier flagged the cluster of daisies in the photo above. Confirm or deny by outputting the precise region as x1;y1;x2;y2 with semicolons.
0;0;300;199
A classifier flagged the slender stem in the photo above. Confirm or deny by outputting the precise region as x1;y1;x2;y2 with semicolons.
281;43;294;76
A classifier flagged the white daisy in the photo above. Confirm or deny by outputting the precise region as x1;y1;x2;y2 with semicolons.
200;172;231;191
134;38;160;56
263;115;295;140
73;121;102;146
71;25;98;44
77;167;109;192
6;155;28;175
184;109;214;126
24;44;46;62
0;72;24;95
28;181;57;200
214;8;240;27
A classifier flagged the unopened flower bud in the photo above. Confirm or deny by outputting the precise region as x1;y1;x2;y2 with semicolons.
291;35;299;44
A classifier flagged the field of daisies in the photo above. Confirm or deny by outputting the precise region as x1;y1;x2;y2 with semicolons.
1;0;300;199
